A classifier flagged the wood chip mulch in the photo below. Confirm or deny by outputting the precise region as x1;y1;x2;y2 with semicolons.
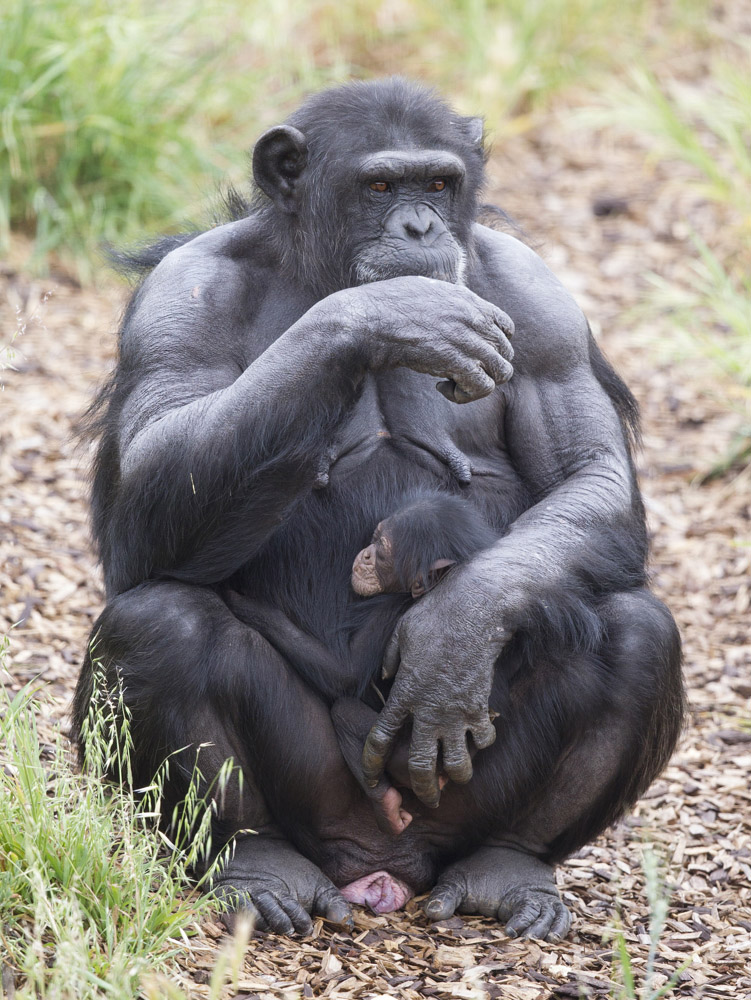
2;18;749;999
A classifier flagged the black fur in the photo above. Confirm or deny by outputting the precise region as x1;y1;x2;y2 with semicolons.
72;78;683;932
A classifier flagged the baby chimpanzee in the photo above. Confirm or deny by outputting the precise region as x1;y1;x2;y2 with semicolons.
351;493;495;600
339;494;496;833
226;492;495;835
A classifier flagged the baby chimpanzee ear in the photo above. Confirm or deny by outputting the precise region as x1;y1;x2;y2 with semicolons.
410;559;456;599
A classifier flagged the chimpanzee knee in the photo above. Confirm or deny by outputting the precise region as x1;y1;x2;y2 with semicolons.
601;588;684;737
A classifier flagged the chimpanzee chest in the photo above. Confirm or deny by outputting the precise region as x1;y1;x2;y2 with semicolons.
237;370;528;639
328;369;509;482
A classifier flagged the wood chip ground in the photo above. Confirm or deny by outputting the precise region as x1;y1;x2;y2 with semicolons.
1;15;749;998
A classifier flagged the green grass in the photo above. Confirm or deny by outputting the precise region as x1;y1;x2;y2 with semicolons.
0;0;243;277
0;0;663;278
0;634;242;999
608;851;686;1000
603;41;751;466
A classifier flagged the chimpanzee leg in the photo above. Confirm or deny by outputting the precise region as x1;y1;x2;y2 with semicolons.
426;588;683;940
73;580;358;934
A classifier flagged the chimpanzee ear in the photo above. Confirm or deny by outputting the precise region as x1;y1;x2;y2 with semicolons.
252;125;309;213
462;116;484;148
410;559;456;599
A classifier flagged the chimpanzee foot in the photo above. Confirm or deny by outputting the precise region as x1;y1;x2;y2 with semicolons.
424;846;571;942
212;831;353;936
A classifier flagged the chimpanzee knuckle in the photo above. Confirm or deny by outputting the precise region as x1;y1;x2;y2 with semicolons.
455;369;495;403
444;754;473;784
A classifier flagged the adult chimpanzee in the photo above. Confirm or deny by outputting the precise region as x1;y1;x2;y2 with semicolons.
74;77;684;941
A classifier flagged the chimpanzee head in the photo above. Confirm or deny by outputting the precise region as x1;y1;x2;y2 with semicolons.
351;492;496;599
252;77;486;295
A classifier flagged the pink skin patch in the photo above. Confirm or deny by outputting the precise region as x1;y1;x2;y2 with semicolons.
381;787;413;834
340;871;415;914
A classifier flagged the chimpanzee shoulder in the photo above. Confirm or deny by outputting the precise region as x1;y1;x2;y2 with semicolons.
470;223;591;376
117;216;282;360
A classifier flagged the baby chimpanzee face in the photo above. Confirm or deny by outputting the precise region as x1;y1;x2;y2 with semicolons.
351;523;396;597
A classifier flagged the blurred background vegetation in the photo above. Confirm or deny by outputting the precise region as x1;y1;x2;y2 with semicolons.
1;0;748;452
1;3;748;994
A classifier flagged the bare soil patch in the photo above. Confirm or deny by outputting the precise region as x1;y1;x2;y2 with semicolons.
2;92;749;1000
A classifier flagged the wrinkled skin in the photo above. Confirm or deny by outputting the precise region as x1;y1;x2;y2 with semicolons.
73;79;684;941
351;529;394;597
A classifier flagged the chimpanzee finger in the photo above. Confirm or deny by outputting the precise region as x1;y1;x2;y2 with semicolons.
468;305;515;352
362;705;406;786
469;718;497;751
492;308;515;341
408;720;441;807
547;901;572;942
520;904;559;941
253;890;297;935
424;878;464;921
464;338;514;387
436;366;495;403
502;897;543;939
279;896;314;936
217;898;266;934
381;627;401;680
441;731;473;785
314;884;355;930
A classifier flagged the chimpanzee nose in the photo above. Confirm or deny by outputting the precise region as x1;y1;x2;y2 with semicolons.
403;205;434;241
386;204;437;242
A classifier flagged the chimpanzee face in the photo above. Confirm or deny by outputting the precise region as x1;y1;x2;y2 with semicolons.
251;80;485;295
351;523;395;597
349;149;468;285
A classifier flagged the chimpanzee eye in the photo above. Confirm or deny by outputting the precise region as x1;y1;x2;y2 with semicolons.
370;181;390;193
427;178;446;192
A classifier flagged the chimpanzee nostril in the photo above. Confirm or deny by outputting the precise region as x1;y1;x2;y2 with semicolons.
404;208;434;240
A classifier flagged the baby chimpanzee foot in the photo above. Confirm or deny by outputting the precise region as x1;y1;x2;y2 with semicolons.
331;697;414;835
380;785;413;834
424;845;571;942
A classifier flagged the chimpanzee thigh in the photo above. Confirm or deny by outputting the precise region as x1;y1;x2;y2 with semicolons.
74;580;361;848
455;587;683;860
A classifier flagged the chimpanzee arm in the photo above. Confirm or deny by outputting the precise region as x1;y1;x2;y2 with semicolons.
362;233;646;807
98;225;514;594
98;241;362;594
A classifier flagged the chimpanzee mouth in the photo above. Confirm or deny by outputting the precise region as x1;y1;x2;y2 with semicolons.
354;242;466;286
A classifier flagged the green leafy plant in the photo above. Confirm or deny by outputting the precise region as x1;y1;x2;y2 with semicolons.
609;851;687;1000
0;635;242;999
603;45;751;466
1;0;661;277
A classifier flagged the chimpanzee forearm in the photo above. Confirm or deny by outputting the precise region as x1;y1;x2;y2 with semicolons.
475;363;647;626
102;301;367;593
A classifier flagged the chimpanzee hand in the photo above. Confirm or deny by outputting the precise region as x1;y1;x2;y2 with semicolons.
335;276;514;403
212;832;353;936
361;566;507;807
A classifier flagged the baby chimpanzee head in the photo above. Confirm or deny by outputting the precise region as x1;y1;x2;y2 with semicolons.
351;493;495;599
